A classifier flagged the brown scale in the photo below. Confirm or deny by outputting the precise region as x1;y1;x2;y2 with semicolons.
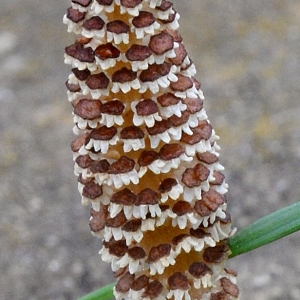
142;280;163;299
86;72;110;90
112;67;137;83
122;219;142;232
188;261;212;279
181;121;213;145
72;0;92;7
157;92;181;107
71;133;89;152
140;62;172;82
131;274;149;291
95;43;121;60
193;190;225;218
172;201;193;216
101;99;125;115
220;278;239;298
128;246;146;260
135;99;159;116
107;20;130;35
96;0;113;5
132;11;156;30
163;28;183;43
73;99;102;120
90;159;110;174
106;211;127;228
82;181;103;199
146;119;171;136
156;1;172;11
105;239;128;257
121;0;143;8
210;291;230;300
126;44;152;62
75;154;94;169
196;151;218;165
181;163;210;188
66;7;86;23
168;110;190;127
108;156;135;174
72;68;91;80
135;188;159;206
115;271;135;293
211;171;225;186
65;42;95;63
83;16;105;31
170;74;193;92
171;234;190;247
149;32;174;55
171;43;187;66
168;272;189;291
66;81;81;93
160;10;177;25
183;97;203;114
89;125;117;141
147;243;172;264
158;177;178;193
75;36;92;45
89;204;109;232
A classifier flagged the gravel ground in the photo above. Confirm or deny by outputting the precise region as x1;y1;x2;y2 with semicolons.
1;1;300;299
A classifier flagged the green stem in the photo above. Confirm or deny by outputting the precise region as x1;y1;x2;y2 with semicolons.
78;282;114;300
228;201;300;258
78;202;300;300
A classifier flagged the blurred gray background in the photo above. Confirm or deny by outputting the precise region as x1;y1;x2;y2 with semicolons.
1;1;300;299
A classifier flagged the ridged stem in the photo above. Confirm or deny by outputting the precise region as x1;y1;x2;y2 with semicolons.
228;201;300;258
78;282;114;300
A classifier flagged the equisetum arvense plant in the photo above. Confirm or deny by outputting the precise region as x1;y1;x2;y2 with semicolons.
64;1;240;299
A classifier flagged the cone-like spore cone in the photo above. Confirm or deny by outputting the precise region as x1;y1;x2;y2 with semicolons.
64;1;239;299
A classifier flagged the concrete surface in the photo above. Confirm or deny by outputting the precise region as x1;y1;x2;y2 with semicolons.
0;0;300;299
